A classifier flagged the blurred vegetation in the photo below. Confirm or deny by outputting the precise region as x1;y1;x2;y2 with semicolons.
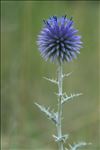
1;1;100;150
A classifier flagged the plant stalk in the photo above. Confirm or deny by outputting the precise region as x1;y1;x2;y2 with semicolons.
57;64;64;150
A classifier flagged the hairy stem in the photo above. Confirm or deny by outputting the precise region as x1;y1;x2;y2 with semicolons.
57;64;64;150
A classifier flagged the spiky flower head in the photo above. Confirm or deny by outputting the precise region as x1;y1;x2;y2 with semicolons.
37;15;82;63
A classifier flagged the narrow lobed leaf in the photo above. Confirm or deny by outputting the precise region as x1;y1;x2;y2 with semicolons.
62;72;73;78
61;93;83;104
43;77;58;84
70;142;92;150
35;102;58;124
53;134;69;143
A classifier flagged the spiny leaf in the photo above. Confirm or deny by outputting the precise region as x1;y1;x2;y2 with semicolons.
69;142;92;150
53;134;69;143
61;93;83;104
43;77;58;84
62;72;73;78
35;103;58;124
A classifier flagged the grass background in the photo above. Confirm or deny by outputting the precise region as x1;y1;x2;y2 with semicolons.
1;1;100;150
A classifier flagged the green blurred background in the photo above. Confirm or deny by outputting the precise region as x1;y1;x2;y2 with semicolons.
1;1;100;150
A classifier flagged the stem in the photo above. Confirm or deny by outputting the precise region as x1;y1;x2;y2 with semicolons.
57;64;64;150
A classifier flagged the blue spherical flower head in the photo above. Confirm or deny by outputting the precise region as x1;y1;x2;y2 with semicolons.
37;16;83;63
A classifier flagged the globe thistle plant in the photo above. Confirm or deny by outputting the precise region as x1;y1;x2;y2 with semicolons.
35;15;91;150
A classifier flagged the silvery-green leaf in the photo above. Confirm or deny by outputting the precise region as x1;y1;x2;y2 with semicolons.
53;134;69;143
70;142;92;150
61;93;83;104
35;103;58;124
62;72;73;78
43;77;58;85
